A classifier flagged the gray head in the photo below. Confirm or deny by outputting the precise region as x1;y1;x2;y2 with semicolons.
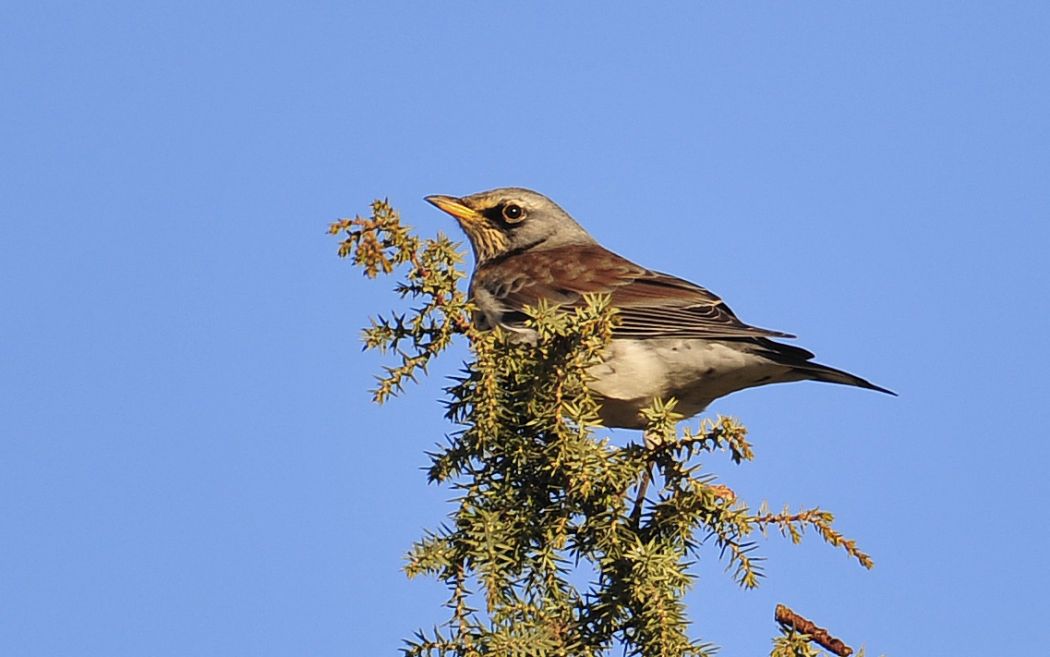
425;187;596;262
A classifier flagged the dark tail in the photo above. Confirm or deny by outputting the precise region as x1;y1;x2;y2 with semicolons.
792;360;896;396
755;338;896;396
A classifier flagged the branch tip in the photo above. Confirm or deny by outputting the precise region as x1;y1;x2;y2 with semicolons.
774;604;853;657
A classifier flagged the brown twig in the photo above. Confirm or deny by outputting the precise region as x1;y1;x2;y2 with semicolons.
406;248;473;335
775;604;853;657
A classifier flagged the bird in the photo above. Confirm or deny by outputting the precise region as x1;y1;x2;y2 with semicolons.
425;187;893;430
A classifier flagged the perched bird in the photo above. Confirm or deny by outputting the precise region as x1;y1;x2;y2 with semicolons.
426;188;892;429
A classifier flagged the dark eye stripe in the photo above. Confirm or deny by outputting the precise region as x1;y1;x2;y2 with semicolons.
483;203;527;226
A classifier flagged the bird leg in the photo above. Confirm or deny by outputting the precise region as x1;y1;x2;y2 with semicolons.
629;430;659;525
630;471;652;525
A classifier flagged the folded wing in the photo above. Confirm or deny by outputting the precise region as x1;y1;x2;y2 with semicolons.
472;244;794;340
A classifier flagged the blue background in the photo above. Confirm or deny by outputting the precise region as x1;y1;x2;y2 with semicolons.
3;2;1048;655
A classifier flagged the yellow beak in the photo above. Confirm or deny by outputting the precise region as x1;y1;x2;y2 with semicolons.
425;195;484;224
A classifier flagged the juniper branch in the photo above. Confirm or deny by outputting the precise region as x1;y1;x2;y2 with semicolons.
333;199;876;657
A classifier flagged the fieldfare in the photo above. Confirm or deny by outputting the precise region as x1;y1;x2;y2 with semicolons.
426;188;892;430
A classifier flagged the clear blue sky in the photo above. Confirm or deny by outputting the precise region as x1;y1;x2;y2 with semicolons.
3;2;1048;655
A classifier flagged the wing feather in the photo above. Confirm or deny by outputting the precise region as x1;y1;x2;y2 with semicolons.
471;245;793;340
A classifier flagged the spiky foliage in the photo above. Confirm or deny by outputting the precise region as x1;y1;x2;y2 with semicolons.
330;200;872;657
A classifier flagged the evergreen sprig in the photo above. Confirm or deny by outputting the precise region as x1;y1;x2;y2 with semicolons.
332;200;872;656
329;200;471;403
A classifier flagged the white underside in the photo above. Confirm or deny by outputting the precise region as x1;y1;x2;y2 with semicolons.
587;338;801;429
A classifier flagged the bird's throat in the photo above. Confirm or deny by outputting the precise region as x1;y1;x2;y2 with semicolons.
460;222;509;262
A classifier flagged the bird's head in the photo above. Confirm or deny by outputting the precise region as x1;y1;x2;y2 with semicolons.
425;187;595;262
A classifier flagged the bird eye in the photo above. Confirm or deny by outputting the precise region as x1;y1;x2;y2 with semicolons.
501;204;525;222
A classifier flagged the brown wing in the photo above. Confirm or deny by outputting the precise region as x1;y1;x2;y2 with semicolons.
471;244;794;340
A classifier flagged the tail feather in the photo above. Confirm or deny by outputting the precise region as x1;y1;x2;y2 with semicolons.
755;338;896;396
792;361;896;396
